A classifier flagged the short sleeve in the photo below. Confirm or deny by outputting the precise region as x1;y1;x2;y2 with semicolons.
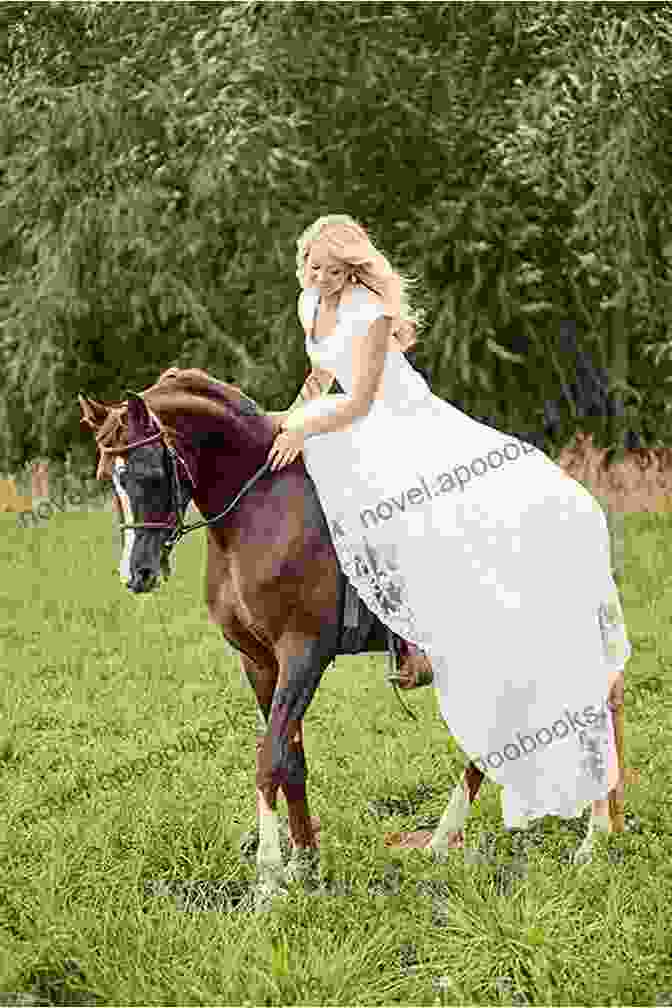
298;288;318;332
297;290;308;329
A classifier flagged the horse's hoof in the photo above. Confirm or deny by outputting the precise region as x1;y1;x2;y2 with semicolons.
286;848;321;889
571;839;594;866
253;878;288;913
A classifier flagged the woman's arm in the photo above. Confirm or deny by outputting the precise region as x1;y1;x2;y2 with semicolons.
299;315;389;437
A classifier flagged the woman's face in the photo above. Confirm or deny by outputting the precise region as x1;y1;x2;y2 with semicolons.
306;242;348;298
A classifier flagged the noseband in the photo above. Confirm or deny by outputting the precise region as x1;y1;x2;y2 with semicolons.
118;429;272;556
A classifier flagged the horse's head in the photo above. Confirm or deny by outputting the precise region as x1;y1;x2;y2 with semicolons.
79;368;277;593
79;388;193;593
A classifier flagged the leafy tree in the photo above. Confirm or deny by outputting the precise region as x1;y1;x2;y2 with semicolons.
1;0;670;505
484;2;672;576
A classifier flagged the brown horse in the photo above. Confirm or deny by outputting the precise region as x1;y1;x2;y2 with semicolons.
79;368;625;903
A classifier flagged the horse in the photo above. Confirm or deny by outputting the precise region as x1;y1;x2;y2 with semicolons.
79;367;626;903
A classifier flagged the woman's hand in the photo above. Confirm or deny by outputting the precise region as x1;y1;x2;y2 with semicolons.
267;427;306;472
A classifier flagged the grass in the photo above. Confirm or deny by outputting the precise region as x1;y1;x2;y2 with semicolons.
0;504;671;1006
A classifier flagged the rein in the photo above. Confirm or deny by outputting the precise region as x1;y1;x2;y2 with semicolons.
118;428;273;551
163;457;273;551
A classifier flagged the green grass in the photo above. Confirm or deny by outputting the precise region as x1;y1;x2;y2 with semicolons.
0;506;671;1006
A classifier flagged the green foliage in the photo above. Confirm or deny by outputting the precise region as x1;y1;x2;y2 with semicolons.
1;1;671;471
486;3;672;447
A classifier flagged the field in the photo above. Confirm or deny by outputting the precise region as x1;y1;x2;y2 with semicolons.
1;501;671;1006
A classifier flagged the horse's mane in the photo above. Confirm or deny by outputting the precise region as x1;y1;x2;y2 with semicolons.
150;368;262;417
87;368;266;473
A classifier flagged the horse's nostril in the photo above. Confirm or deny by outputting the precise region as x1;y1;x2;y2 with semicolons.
127;567;159;593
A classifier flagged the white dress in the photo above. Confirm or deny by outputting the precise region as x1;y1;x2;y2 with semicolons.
287;285;631;829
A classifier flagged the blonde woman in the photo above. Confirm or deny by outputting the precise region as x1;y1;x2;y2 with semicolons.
267;213;630;851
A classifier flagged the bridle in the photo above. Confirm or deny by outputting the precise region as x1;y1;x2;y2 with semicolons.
117;429;272;558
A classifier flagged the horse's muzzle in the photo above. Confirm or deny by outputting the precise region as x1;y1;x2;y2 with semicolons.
127;568;160;594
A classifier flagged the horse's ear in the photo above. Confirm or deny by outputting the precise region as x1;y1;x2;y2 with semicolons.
126;392;154;440
79;394;109;431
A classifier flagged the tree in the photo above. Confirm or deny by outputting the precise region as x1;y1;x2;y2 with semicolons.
488;3;672;579
1;0;670;487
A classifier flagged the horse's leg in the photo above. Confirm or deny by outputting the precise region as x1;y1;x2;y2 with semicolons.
573;672;625;864
248;669;319;854
281;720;319;849
256;631;333;888
386;761;484;852
573;797;613;865
428;761;485;857
281;719;322;888
237;652;287;895
608;669;626;832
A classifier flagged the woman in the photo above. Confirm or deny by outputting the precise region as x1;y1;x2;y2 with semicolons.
267;213;630;834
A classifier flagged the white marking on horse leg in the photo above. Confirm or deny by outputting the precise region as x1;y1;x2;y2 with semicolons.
573;799;612;865
429;778;471;856
256;789;284;885
253;789;287;912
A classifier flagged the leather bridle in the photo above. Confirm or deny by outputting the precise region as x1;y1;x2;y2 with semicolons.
117;429;272;558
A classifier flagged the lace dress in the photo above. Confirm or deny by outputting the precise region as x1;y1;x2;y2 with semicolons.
286;285;630;828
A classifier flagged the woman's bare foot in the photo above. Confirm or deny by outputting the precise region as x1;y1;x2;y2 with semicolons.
387;642;434;689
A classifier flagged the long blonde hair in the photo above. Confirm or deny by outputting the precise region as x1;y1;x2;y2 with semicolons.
295;213;424;351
